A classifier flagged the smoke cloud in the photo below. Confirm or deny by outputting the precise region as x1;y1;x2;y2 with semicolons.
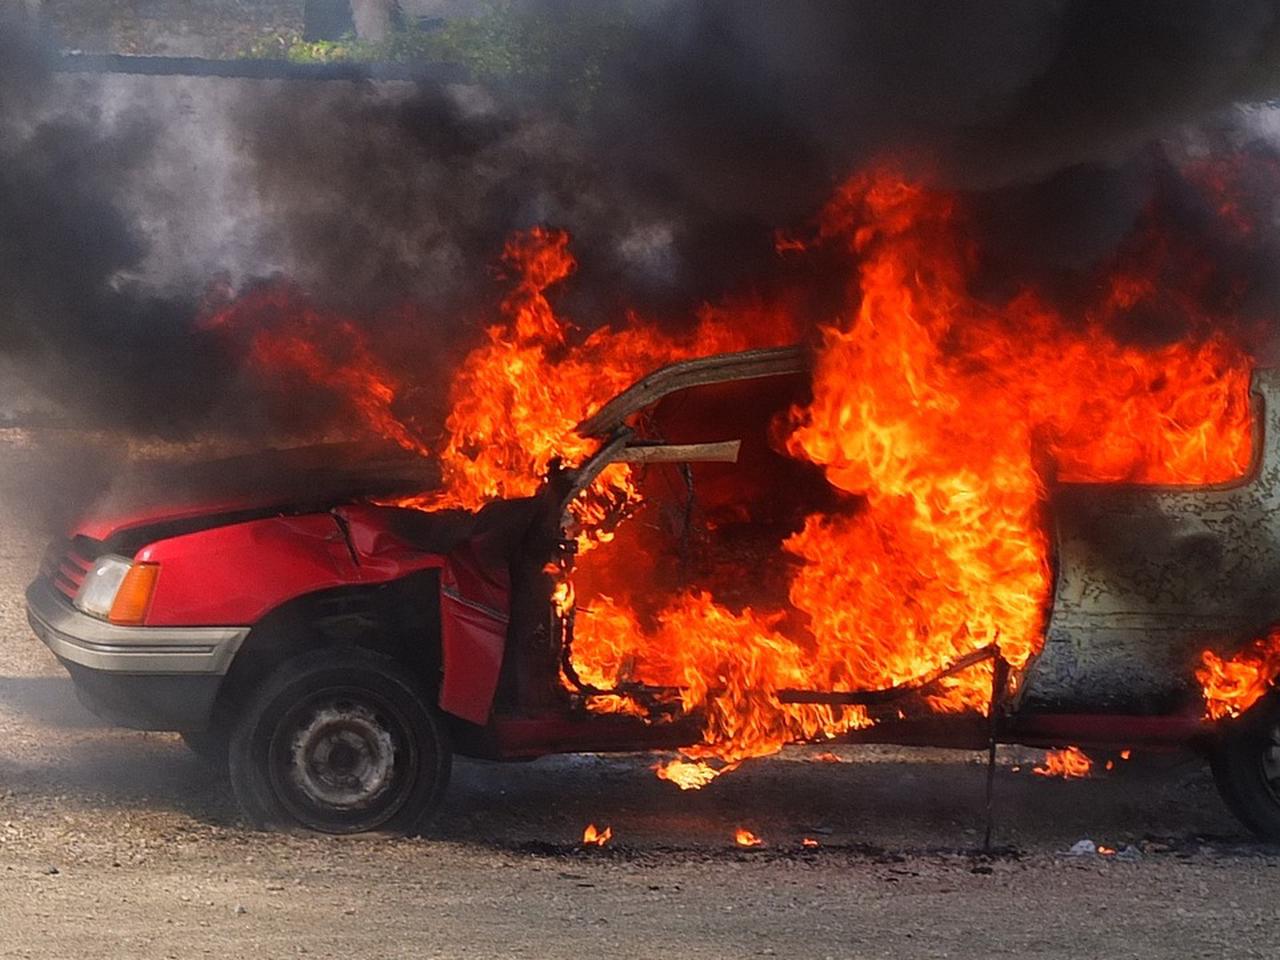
0;18;230;434
226;0;1280;338
5;2;1280;441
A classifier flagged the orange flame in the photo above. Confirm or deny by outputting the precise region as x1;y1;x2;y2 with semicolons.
582;823;612;847
1033;746;1093;779
781;171;1250;716
801;837;821;848
1196;628;1280;720
231;164;1259;784
654;758;728;791
412;227;794;527
569;168;1251;772
735;828;764;847
206;284;431;458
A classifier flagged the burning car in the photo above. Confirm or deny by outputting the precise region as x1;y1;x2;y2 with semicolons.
22;342;1280;838
24;163;1280;839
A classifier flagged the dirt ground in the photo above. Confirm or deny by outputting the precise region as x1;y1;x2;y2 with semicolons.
1;435;1278;960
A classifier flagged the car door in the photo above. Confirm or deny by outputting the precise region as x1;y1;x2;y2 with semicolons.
1021;368;1280;713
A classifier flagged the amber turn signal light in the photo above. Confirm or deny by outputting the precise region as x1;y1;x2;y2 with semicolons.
108;563;160;625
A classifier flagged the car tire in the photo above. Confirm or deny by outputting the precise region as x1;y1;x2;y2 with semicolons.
227;647;451;834
1210;693;1280;841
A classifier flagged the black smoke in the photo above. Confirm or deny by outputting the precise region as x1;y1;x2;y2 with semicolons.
0;17;250;435
238;1;1280;329
6;2;1280;440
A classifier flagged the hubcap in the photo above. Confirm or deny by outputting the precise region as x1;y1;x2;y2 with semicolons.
267;687;419;830
288;700;397;809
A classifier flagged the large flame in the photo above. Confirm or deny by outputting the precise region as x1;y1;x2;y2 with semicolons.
396;227;798;568
227;165;1260;781
569;169;1251;780
781;172;1251;715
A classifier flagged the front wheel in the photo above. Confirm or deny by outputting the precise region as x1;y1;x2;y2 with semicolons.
1210;693;1280;841
228;647;451;834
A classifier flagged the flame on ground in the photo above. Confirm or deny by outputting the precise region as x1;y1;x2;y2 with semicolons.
582;823;612;847
735;828;764;847
655;758;731;791
1033;746;1093;779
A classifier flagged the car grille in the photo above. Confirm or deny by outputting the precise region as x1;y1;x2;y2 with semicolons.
43;537;103;601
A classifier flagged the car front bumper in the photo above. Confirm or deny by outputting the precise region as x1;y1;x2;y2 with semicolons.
25;577;249;730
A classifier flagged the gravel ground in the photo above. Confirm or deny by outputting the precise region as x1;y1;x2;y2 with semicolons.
1;434;1278;959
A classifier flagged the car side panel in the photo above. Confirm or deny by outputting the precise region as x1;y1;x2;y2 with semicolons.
438;541;511;725
138;514;363;626
1023;368;1280;713
138;511;448;627
135;506;503;724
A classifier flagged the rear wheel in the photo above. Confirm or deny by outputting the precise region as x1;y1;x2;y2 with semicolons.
228;647;451;834
1210;693;1280;841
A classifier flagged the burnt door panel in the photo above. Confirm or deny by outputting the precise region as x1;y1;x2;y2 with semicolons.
1021;369;1280;713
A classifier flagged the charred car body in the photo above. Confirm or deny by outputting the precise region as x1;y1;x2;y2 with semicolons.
25;347;1280;836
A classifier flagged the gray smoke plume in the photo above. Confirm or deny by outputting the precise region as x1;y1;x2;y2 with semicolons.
236;1;1280;326
5;2;1280;441
0;18;229;434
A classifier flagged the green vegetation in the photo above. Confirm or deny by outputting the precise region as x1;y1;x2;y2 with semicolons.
240;2;641;113
239;23;442;67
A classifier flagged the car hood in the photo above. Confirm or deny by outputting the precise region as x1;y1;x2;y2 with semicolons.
71;441;440;545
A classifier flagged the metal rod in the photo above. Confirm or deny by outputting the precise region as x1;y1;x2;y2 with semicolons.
777;645;998;705
563;645;1001;711
983;655;1011;852
55;52;466;83
577;346;807;438
612;440;741;463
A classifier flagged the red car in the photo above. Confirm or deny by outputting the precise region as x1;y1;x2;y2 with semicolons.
25;347;1280;837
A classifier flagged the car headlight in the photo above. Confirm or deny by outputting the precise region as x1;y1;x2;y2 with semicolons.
74;556;160;624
